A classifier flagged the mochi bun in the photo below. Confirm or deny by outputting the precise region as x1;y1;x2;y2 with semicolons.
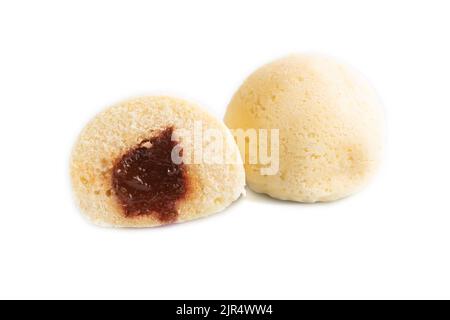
71;96;245;227
225;54;384;202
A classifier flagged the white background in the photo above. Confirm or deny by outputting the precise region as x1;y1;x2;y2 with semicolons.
1;0;449;300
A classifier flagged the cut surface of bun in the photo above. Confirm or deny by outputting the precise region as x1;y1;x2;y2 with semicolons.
71;96;245;227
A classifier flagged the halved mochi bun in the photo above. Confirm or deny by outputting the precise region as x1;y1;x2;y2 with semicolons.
71;96;245;227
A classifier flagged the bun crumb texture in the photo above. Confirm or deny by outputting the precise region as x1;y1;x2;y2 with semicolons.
71;96;245;227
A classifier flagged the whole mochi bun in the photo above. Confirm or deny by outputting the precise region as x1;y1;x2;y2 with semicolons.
71;96;245;227
225;54;384;202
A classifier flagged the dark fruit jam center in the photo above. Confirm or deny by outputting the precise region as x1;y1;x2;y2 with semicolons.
112;127;187;221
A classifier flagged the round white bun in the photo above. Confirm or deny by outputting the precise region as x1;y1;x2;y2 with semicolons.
225;54;384;202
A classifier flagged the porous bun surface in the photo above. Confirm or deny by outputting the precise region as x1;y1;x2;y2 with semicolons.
225;54;383;202
71;96;245;227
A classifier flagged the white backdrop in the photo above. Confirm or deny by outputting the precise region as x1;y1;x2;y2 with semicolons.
1;0;449;299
